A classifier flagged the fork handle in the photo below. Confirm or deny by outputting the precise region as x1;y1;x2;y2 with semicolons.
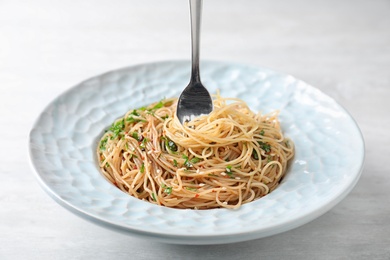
189;0;202;83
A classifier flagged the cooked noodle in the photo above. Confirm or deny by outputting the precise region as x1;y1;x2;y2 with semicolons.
97;93;294;209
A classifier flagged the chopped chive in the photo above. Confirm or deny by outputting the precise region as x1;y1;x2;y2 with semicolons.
173;159;178;167
127;116;146;123
140;163;145;173
182;154;192;168
258;141;271;153
185;187;197;191
152;193;157;201
226;165;232;172
130;109;139;116
152;100;164;110
161;184;172;195
109;119;125;139
139;137;148;150
260;129;265;136
132;132;139;140
99;137;108;151
162;137;178;153
190;157;201;164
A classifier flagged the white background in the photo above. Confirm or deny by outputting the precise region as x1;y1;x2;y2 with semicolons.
1;0;389;259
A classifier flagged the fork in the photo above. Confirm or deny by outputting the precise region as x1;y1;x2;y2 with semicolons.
176;0;213;124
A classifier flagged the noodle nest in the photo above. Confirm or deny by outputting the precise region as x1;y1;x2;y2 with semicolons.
97;94;294;209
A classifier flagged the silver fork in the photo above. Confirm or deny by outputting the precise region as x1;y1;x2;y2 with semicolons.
176;0;213;124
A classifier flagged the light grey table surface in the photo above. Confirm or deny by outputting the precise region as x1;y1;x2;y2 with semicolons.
1;0;389;259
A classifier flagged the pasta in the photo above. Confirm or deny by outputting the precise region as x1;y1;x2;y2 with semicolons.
97;93;294;209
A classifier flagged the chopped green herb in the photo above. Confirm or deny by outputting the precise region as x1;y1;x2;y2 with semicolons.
168;140;177;152
161;184;172;195
109;119;125;139
140;163;145;173
161;115;169;120
152;100;164;110
162;137;178;153
252;150;259;160
185;187;198;191
130;109;139;116
129;153;138;159
138;106;147;111
127;116;146;124
182;154;192;168
258;141;271;153
190;157;201;164
173;159;178;167
99;137;108;151
124;143;128;150
152;193;157;201
140;137;148;150
260;129;265;136
226;165;232;172
132;132;139;140
165;187;172;195
225;165;234;177
267;155;272;163
105;162;110;168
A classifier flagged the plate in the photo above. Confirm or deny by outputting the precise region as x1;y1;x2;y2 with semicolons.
28;60;364;244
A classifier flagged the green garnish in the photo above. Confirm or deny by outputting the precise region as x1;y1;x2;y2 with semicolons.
152;100;164;110
132;132;139;140
139;137;148;150
190;157;201;164
140;163;145;173
226;165;232;172
225;165;233;177
99;137;108;151
127;116;146;124
130;109;139;116
152;193;157;201
182;154;192;168
168;140;178;152
109;119;125;139
161;184;172;195
162;137;178;153
252;150;259;160
161;115;169;120
124;143;129;150
105;162;110;168
258;141;271;153
185;187;198;191
260;129;265;136
267;155;272;163
173;159;178;167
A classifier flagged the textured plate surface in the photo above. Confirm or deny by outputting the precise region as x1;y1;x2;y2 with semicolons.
28;60;364;244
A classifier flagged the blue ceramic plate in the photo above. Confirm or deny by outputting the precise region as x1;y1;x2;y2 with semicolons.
29;61;364;244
